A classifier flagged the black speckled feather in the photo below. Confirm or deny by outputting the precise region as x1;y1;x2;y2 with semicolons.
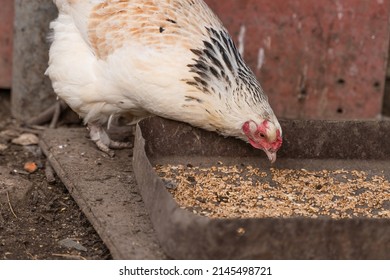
185;27;270;115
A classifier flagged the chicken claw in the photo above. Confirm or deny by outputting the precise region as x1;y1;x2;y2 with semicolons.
88;123;132;157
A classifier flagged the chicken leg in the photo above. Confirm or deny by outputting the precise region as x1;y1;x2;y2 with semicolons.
88;122;133;157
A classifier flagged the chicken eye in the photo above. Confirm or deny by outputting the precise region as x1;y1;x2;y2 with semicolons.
259;133;266;138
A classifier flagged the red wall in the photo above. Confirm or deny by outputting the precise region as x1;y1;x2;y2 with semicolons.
1;0;389;119
205;0;390;119
0;0;14;89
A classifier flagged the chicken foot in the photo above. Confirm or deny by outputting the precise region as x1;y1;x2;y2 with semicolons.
88;122;133;157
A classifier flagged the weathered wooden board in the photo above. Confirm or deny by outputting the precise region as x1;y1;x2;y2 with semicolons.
40;127;166;260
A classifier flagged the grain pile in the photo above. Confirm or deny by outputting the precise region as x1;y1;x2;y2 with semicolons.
154;163;390;219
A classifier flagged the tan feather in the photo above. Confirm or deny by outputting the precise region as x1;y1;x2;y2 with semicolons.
87;0;224;59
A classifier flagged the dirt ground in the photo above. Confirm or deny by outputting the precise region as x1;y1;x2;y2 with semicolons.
0;90;111;260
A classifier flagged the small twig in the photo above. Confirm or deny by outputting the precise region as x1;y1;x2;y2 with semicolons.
6;191;18;219
28;100;67;126
26;252;37;260
49;102;62;129
27;103;58;126
52;253;87;260
45;160;56;184
25;125;47;131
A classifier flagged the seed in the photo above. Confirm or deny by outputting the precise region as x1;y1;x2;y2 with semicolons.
154;164;390;219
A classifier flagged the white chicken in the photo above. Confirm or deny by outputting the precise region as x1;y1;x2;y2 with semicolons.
46;0;282;162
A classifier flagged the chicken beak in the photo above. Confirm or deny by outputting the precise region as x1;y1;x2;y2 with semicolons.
264;149;277;164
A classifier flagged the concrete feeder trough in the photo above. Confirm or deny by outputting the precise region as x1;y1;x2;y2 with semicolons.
133;116;390;259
